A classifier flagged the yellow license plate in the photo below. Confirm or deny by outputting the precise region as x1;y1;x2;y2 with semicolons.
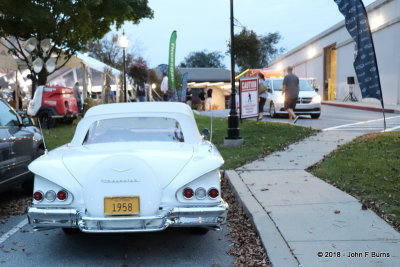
104;196;140;215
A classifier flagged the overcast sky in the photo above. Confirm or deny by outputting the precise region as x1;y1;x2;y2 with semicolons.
114;0;376;68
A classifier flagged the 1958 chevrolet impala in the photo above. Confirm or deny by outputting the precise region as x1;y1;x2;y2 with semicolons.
27;102;228;234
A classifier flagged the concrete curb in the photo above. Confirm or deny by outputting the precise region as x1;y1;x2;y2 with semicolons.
322;101;399;113
225;170;300;267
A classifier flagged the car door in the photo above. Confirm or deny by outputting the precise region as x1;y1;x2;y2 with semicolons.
0;127;13;184
0;100;34;183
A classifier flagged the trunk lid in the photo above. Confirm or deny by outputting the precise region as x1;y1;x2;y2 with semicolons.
62;142;193;217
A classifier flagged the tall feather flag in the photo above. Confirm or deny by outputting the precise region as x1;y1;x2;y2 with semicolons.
168;31;177;91
333;0;386;129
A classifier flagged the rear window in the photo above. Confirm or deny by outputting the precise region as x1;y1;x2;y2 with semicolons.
83;117;184;144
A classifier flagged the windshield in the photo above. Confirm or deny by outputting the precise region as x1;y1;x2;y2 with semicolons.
272;79;315;91
83;117;184;144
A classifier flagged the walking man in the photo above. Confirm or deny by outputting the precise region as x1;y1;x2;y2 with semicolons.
282;66;299;124
161;72;169;101
73;82;82;114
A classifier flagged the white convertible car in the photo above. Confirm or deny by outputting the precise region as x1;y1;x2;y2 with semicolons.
27;102;228;234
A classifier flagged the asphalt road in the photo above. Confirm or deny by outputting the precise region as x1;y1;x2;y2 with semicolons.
199;104;400;133
0;213;232;266
1;104;399;267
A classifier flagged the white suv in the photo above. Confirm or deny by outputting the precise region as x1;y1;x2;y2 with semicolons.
265;78;321;119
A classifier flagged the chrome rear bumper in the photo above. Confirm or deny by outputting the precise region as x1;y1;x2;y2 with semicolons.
27;201;228;233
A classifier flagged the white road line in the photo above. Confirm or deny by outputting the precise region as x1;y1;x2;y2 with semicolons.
323;115;400;131
382;125;400;132
0;218;28;245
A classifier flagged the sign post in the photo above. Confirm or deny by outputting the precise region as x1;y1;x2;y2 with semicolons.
239;78;259;119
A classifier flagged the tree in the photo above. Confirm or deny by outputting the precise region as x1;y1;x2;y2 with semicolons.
0;0;153;94
127;57;149;87
259;32;286;67
180;50;225;68
228;28;285;71
85;34;135;71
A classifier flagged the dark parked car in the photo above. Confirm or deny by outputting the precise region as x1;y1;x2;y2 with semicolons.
0;99;44;191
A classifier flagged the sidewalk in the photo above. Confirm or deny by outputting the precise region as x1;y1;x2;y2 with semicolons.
226;130;400;267
322;100;400;114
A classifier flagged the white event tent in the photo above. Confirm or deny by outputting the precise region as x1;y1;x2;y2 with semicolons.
0;41;124;105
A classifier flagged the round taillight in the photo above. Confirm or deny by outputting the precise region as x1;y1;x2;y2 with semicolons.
208;188;219;199
57;190;68;201
183;188;194;199
44;190;56;202
33;191;43;201
195;187;206;200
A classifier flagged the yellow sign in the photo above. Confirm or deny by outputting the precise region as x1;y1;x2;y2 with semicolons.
104;196;140;215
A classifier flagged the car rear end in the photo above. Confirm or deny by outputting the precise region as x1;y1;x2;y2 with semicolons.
42;86;78;120
27;104;228;233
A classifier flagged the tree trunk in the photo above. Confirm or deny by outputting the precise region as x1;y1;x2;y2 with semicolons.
31;70;48;98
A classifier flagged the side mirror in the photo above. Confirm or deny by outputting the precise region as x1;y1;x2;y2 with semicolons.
267;88;272;93
22;117;34;126
201;128;210;140
314;88;319;92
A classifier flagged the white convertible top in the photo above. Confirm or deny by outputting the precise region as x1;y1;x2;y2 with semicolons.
85;102;194;118
69;102;202;146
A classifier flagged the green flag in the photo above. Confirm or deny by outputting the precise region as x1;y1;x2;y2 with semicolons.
168;31;177;89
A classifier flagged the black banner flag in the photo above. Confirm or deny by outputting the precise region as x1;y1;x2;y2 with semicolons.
334;0;386;129
333;0;384;108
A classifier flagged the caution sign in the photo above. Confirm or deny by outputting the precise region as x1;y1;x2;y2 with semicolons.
240;78;259;119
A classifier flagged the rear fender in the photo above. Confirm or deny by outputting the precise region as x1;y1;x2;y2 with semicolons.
162;143;223;203
28;151;84;205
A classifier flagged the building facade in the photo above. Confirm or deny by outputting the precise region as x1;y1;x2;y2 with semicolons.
269;0;400;106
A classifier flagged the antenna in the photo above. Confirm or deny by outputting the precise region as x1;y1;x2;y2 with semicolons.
210;109;213;143
37;119;48;155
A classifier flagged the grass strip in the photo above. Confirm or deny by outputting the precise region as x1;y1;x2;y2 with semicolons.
42;116;317;170
309;131;400;230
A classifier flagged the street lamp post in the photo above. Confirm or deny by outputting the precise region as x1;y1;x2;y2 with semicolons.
119;31;129;102
224;0;243;146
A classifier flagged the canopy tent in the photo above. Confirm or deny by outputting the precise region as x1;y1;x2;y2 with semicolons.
49;53;123;101
235;69;284;80
0;44;18;72
63;53;121;76
0;43;124;104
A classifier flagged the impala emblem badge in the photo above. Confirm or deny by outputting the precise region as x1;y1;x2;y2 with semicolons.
111;167;132;173
101;178;141;183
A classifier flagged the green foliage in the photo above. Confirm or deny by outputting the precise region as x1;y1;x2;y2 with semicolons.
228;28;285;71
180;50;225;68
260;32;286;66
310;132;400;230
85;34;135;71
127;57;149;87
44;115;317;171
174;67;183;92
0;0;153;86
